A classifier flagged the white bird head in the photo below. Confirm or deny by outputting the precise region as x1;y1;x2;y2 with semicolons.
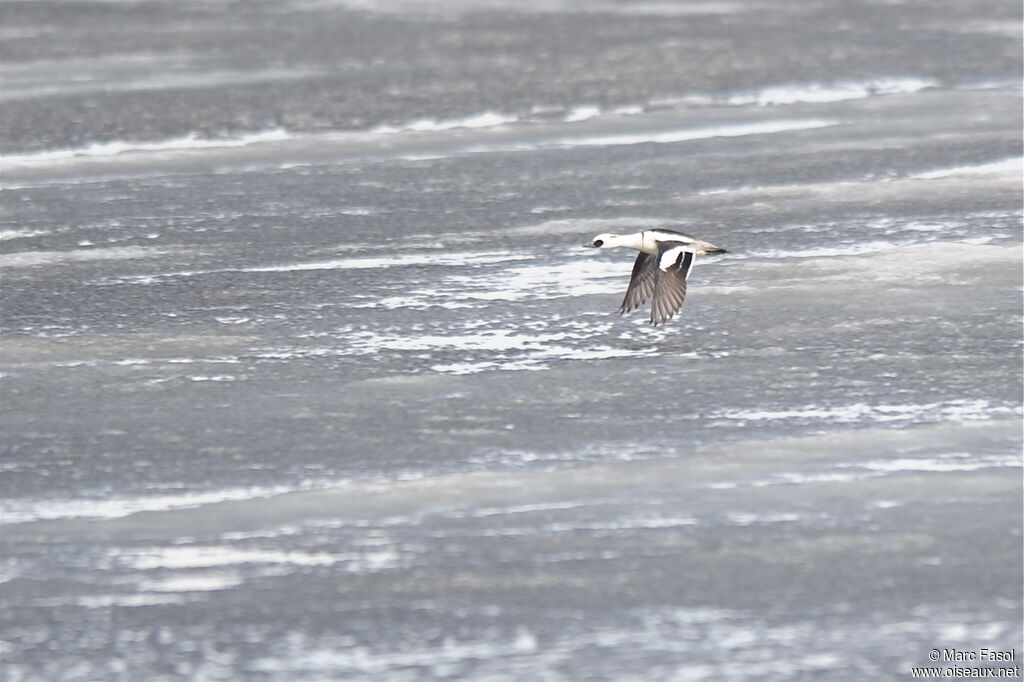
583;233;621;248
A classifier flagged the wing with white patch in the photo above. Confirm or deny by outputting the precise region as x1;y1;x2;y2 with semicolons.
650;245;695;325
619;252;660;315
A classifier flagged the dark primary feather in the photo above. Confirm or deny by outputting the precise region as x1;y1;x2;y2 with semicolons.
649;247;693;325
619;252;659;314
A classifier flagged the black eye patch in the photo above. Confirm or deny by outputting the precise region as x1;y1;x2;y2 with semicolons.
594;239;604;247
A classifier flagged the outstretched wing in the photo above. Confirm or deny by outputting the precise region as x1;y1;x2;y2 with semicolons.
649;245;695;325
619;252;660;315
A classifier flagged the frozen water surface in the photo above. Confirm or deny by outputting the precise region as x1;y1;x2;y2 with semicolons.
0;0;1021;680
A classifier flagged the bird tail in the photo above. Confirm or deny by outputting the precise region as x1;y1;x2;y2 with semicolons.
694;238;728;255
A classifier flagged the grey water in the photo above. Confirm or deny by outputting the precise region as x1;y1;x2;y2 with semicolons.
1;0;1022;680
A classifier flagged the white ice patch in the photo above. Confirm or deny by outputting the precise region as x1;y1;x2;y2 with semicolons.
472;259;627;299
353;256;630;311
373;111;518;134
351;329;571;352
507;215;685;236
138;573;244;593
725;512;804;526
2;105;838;186
563;105;602;123
851;453;1022;473
543;516;699;532
714;400;1020;425
0;245;163;268
345;323;654;375
0;483;327;525
243;250;531;273
250;629;540;676
62;594;189;608
457;500;596;518
540;119;838;149
100;249;533;285
428;346;647;375
723;77;937;106
428;361;506;374
711;452;1021;490
118;546;347;570
0;129;294;166
41;356;243;370
912;157;1023;179
250;603;866;680
0;229;50;241
728;212;1019;263
705;470;878;490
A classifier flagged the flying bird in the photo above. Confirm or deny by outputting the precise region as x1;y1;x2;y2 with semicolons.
584;229;727;325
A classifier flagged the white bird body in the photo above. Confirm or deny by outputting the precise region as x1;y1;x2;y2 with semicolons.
584;229;727;325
